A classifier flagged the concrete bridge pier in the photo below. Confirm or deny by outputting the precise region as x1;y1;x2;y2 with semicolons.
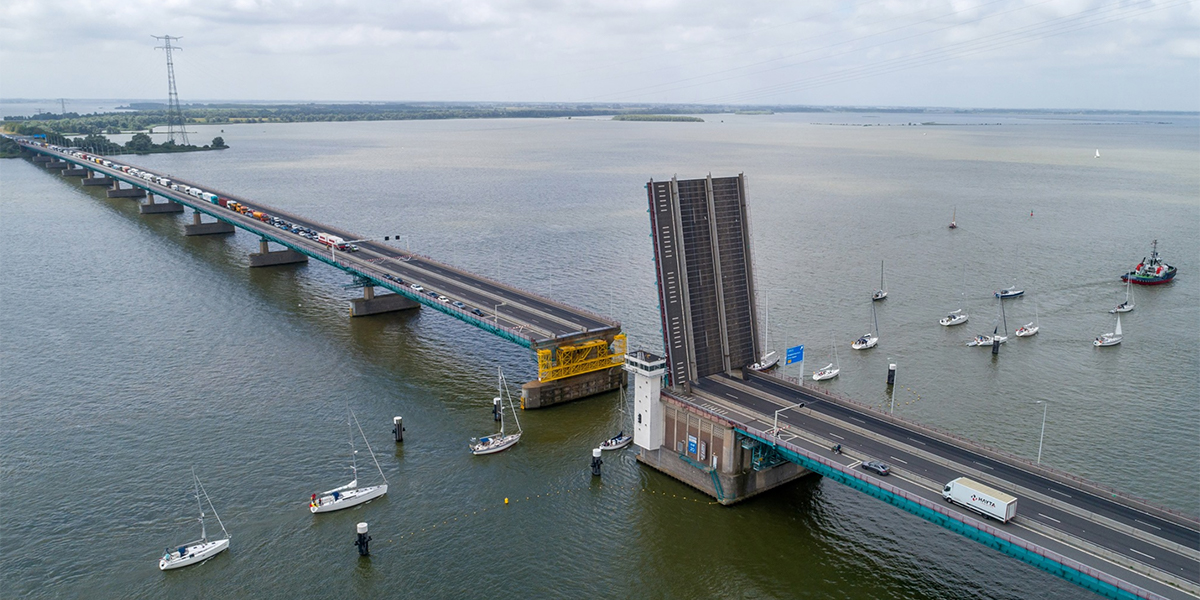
83;171;111;186
521;366;625;409
61;165;87;176
184;210;235;236
249;238;308;268
349;285;419;317
139;192;184;214
45;160;68;170
106;179;145;198
32;155;52;164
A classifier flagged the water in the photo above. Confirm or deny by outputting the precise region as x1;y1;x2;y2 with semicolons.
1;112;1197;599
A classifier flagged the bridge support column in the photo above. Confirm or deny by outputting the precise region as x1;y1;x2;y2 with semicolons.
83;171;110;186
61;166;87;176
349;286;419;317
520;365;625;409
32;155;51;163
45;161;68;170
249;239;308;268
106;180;145;198
184;210;235;235
635;395;812;505
139;192;185;214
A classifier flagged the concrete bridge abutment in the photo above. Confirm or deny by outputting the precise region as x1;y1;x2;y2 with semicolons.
521;366;624;409
184;211;235;236
349;286;419;317
249;239;308;268
139;192;184;214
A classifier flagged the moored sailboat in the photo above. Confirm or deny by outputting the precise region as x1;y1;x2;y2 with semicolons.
310;410;389;513
159;469;230;571
812;336;840;381
470;368;522;455
852;302;879;350
872;260;888;301
599;386;632;451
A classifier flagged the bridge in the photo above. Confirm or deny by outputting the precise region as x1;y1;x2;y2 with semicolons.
627;175;1199;600
10;136;625;407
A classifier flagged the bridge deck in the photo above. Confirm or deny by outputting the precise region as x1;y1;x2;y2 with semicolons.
19;141;619;350
685;372;1199;599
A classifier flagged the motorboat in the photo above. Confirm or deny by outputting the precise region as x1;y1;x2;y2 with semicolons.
939;309;968;327
995;286;1024;299
1121;239;1176;285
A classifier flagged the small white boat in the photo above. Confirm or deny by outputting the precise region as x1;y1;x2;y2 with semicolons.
813;336;840;381
1015;306;1040;337
749;349;779;372
948;206;957;229
471;368;522;455
159;469;230;571
967;330;1008;346
995;286;1024;299
599;431;633;451
1094;314;1123;347
1111;278;1135;313
1095;149;1100;159
940;309;968;327
852;302;880;350
872;260;888;301
311;410;389;513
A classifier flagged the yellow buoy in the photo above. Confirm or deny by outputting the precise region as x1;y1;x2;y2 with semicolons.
504;497;509;504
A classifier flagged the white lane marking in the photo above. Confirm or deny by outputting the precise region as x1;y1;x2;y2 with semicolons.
829;433;844;440
907;437;926;445
1038;513;1061;524
850;417;866;424
1129;548;1156;560
1134;519;1162;531
1048;488;1072;499
849;460;863;468
889;456;908;465
973;461;993;470
725;393;739;399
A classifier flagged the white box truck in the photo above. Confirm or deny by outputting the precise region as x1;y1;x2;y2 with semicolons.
942;477;1018;523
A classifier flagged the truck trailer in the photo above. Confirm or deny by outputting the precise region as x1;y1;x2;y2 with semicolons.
942;477;1018;523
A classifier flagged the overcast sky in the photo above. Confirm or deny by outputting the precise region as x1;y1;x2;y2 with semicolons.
1;0;1197;110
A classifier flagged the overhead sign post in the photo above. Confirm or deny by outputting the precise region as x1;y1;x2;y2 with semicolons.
785;345;804;382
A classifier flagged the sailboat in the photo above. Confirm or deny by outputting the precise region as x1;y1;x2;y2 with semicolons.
749;294;779;371
1015;305;1040;337
852;302;879;350
872;260;888;301
968;299;1009;346
1094;314;1123;347
470;368;522;455
949;207;958;229
159;469;230;571
940;268;969;326
1111;278;1135;313
812;336;840;381
599;386;633;451
310;410;388;513
1095;149;1100;159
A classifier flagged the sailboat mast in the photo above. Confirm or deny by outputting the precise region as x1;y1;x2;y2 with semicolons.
880;260;885;292
348;412;358;482
193;468;206;541
872;302;879;336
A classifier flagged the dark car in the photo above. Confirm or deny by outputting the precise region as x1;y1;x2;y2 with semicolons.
471;308;485;316
861;460;890;476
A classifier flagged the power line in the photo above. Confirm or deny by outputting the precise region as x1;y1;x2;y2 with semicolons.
153;34;189;145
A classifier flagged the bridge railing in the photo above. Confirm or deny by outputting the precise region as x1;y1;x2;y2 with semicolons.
766;372;1198;527
737;423;1164;600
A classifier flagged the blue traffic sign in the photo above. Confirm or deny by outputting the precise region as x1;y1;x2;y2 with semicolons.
785;345;804;365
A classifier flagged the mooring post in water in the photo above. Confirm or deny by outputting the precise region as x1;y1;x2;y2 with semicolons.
355;522;371;556
887;363;896;386
493;397;502;422
591;448;603;477
992;338;1000;355
392;416;404;443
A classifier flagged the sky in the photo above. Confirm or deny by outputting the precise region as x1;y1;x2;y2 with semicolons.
1;0;1197;111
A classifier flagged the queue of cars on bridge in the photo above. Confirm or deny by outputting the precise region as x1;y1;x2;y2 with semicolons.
21;139;499;321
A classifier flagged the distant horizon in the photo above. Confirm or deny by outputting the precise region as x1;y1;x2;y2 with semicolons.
1;98;1197;116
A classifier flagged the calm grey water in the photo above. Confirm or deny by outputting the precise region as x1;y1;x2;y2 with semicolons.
1;112;1197;599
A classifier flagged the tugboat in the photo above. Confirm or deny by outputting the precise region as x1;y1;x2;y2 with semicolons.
1122;240;1176;285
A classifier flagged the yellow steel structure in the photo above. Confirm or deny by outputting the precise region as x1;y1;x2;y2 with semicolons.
537;334;626;382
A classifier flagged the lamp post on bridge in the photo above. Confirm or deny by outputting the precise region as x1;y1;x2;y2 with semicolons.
771;402;806;447
1035;400;1048;465
493;302;506;325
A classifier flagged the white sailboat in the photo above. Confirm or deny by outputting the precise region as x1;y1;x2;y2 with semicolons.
599;385;633;451
470;368;522;455
1015;305;1040;337
968;299;1009;346
872;260;888;301
1095;149;1100;159
310;410;388;513
812;336;840;381
1094;314;1123;347
749;293;779;371
940;268;969;327
159;469;230;571
949;206;957;229
1111;278;1135;313
852;302;879;350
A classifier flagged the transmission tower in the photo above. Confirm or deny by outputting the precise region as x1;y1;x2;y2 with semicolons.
152;35;189;145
